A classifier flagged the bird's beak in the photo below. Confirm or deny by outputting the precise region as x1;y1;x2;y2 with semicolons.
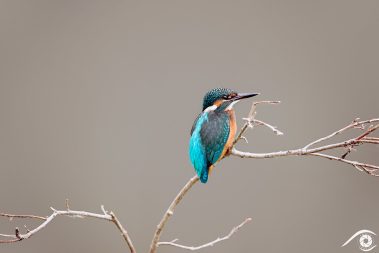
233;92;259;101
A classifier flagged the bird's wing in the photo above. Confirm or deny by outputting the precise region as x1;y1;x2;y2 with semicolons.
200;111;230;165
190;113;201;136
189;112;209;182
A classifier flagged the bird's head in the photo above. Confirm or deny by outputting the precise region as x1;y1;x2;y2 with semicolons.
202;88;259;112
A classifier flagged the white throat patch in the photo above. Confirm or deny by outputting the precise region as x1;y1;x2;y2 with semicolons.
204;105;217;112
225;100;239;111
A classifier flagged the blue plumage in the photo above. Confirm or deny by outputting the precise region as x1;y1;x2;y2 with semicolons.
189;88;259;183
189;108;230;183
189;112;210;183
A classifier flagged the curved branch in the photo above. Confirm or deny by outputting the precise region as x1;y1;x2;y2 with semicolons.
0;203;136;253
158;218;252;251
149;176;199;253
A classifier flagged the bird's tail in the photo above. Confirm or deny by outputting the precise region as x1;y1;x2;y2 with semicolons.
199;169;208;183
199;165;214;183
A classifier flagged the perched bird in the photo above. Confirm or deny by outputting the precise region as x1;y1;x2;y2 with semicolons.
189;88;258;183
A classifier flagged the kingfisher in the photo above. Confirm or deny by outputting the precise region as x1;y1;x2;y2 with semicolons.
189;88;259;183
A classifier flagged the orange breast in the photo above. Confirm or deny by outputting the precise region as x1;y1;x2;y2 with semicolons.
219;110;237;160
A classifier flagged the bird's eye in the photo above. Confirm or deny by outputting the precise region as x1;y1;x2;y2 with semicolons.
223;94;236;100
341;229;377;251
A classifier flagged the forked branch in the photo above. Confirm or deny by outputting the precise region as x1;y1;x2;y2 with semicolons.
231;101;379;176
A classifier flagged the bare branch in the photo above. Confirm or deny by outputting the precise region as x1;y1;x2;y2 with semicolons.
304;118;379;149
0;204;136;253
233;100;281;145
361;139;379;144
232;137;363;158
110;211;136;253
149;176;199;253
0;213;46;221
364;137;379;141
309;153;379;177
65;198;70;211
230;103;379;177
252;119;284;136
158;218;252;251
356;124;379;140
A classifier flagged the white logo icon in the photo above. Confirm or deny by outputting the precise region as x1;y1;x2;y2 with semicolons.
341;229;377;252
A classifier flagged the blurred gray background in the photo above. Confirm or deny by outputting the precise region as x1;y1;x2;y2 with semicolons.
0;1;378;253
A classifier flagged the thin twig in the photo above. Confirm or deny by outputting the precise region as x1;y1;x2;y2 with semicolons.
304;118;379;149
361;139;379;144
356;124;379;140
253;119;284;136
158;218;252;251
233;100;281;146
309;153;379;176
364;137;379;141
0;213;46;221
